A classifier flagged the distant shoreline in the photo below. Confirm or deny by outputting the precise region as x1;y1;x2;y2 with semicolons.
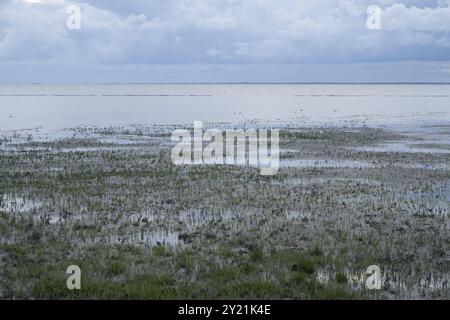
2;82;450;86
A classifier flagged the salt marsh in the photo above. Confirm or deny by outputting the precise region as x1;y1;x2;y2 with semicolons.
0;85;449;300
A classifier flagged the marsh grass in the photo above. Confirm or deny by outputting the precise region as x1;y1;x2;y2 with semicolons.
0;125;448;299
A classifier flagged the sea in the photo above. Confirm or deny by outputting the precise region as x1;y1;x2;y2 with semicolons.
1;84;449;132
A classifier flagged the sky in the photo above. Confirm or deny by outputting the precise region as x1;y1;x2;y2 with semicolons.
0;0;450;83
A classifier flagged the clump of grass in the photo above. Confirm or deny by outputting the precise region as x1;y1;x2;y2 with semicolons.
152;245;170;257
335;272;348;284
309;246;324;258
291;256;316;275
292;270;308;284
106;261;127;276
249;246;264;262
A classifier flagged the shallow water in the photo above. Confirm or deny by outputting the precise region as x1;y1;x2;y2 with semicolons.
0;195;42;213
353;142;450;154
92;229;183;247
281;159;374;169
1;84;450;132
316;268;448;297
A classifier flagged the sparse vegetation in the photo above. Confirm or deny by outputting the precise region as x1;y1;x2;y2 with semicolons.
0;124;448;300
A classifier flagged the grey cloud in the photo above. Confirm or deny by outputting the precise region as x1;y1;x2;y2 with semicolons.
1;0;449;64
0;0;449;82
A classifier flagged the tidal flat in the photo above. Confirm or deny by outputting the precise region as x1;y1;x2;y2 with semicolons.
0;123;448;300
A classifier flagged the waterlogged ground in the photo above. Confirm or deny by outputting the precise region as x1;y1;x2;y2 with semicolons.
0;123;449;299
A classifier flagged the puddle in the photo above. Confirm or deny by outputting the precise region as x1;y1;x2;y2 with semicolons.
280;159;449;171
128;212;157;224
403;183;450;216
92;229;183;247
96;136;161;145
281;159;374;169
354;142;450;154
273;178;382;187
0;146;150;153
34;211;89;225
316;268;448;298
286;210;310;220
178;209;236;229
34;213;64;225
281;149;301;154
0;195;42;213
402;163;450;170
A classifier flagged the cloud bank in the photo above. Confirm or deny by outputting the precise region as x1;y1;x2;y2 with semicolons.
0;0;449;82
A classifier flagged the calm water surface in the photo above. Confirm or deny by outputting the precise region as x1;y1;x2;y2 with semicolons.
1;84;449;132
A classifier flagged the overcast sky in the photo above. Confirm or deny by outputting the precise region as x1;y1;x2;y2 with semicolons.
1;0;450;83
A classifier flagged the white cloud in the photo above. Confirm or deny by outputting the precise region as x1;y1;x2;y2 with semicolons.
383;3;450;31
0;0;449;66
195;15;236;30
205;48;225;58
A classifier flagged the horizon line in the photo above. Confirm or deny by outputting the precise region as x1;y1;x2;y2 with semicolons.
2;82;450;85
